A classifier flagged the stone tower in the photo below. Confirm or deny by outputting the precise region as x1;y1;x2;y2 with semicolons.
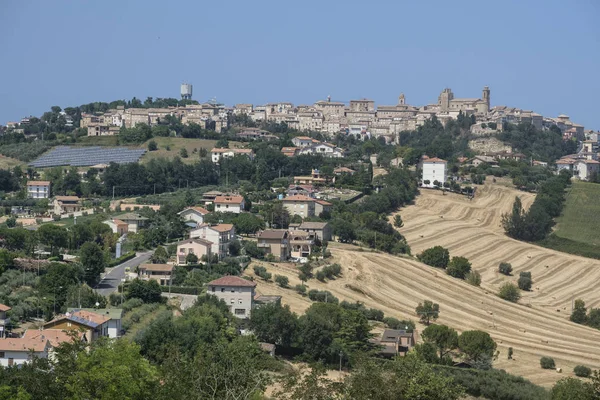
398;93;405;105
438;88;454;112
482;86;490;112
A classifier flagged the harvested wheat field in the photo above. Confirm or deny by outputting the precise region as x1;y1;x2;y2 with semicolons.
248;242;600;387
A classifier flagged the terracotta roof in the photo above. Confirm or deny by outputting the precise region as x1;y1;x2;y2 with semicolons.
334;167;355;173
208;276;256;287
281;147;298;152
556;159;575;165
27;181;50;186
299;222;329;230
139;263;174;272
214;195;244;204
23;329;81;347
258;229;288;240
179;206;210;215
0;304;11;312
0;337;49;352
208;223;234;232
294;136;313;140
315;199;332;206
45;310;110;329
111;219;127;226
55;196;80;201
282;195;315;202
178;238;213;246
423;157;447;163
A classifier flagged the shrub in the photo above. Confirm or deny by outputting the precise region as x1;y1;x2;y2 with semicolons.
518;271;532;291
253;266;266;277
446;256;472;279
147;140;158;151
109;251;136;268
365;308;384;321
466;271;481;286
159;286;198;295
540;356;555;369
573;365;591;378
498;282;521;302
274;275;289;288
383;317;415;332
507;347;513;359
294;284;307;296
307;289;338;304
179;148;188;158
315;270;326;282
498;262;512;275
417;246;450;269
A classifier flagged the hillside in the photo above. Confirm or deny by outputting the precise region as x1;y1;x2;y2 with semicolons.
140;137;244;164
553;181;600;247
247;242;600;388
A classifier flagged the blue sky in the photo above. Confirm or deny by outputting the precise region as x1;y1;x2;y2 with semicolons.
1;0;599;129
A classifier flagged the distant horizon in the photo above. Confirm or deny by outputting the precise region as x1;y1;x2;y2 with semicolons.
1;0;599;130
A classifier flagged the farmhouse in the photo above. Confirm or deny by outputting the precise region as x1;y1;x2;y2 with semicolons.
52;196;82;215
178;206;210;225
138;264;173;286
420;156;447;188
26;181;50;199
214;195;245;214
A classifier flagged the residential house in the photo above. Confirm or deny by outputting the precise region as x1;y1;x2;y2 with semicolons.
293;169;327;185
281;147;299;157
556;158;576;174
214;195;245;214
190;224;235;259
176;238;213;265
314;199;332;217
282;195;316;218
470;155;498;167
103;218;129;235
575;159;600;181
372;329;418;358
26;181;51;199
210;148;254;163
420;156;447;188
22;328;82;353
257;230;290;261
291;136;318;148
202;190;223;203
207;276;256;319
43;309;112;343
0;337;51;367
296;221;332;242
298;142;344;158
0;304;10;338
138;264;173;286
333;167;356;175
66;308;123;338
178;206;210;225
289;230;313;259
52;196;82;215
113;213;148;233
287;184;316;198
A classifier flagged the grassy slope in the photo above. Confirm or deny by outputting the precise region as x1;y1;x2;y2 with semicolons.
141;137;244;164
553;181;600;246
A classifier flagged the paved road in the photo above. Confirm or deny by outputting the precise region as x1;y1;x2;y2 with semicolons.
95;251;153;297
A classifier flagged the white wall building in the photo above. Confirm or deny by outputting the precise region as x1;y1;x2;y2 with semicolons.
207;276;256;318
26;181;51;199
0;338;50;367
178;206;210;225
214;195;245;214
421;157;447;187
190;223;235;259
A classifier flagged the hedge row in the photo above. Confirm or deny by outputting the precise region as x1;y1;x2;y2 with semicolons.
108;251;136;268
159;286;199;295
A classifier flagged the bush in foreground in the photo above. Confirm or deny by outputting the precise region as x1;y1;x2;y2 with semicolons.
418;246;450;269
574;365;592;378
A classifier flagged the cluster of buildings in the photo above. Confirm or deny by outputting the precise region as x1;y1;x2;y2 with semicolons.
0;305;122;367
556;140;600;180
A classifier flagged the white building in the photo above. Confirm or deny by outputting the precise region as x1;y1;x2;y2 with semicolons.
210;148;254;163
292;136;318;148
207;276;256;318
421;157;447;187
178;206;210;225
66;308;123;339
190;223;235;259
214;195;245;214
0;337;50;367
26;181;51;199
575;160;600;181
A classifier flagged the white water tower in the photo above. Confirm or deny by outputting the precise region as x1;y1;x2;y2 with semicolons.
180;83;193;100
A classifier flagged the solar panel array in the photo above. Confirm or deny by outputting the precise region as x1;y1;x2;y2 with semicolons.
29;146;146;168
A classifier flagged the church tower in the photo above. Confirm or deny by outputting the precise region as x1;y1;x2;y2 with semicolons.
398;93;405;105
482;86;490;112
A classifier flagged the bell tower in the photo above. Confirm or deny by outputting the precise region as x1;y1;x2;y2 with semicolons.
398;93;405;105
482;86;490;112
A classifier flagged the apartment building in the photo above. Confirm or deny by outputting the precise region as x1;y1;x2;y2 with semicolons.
190;224;235;259
26;181;50;199
207;276;256;319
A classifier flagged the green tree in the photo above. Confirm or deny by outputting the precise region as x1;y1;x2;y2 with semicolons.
275;275;289;288
587;308;600;329
80;242;107;286
570;299;587;324
466;271;481;286
185;253;198;264
458;330;497;363
5;216;16;228
147;140;158;151
421;324;459;363
446;256;471;279
274;365;343;400
418;246;450;269
179;148;188;158
498;262;513;275
37;224;68;255
233;213;265;235
127;279;163;303
151;246;169;264
298;263;313;284
416;300;439;325
393;215;404;228
498;282;521;302
518;271;532;291
502;196;525;239
250;302;298;348
332;219;356;243
551;377;595;400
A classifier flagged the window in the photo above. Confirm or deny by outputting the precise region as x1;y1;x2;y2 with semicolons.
0;352;4;358
230;299;235;304
231;288;235;293
238;299;243;304
234;309;245;315
211;287;215;292
221;288;225;292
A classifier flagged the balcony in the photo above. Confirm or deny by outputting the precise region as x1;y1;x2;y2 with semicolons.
257;242;270;248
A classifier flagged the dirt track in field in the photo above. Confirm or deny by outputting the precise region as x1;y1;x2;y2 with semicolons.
247;178;600;387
